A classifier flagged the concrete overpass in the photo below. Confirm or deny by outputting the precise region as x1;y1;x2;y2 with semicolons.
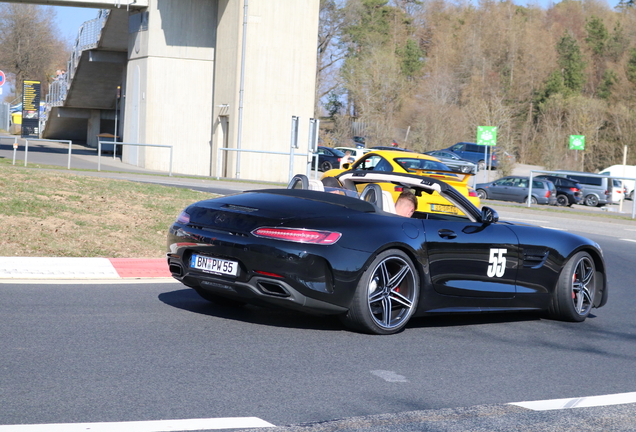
5;0;319;183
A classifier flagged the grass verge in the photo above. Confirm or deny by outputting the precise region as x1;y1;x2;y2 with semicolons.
0;163;212;258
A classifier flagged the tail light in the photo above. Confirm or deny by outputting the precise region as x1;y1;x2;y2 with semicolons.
176;211;190;224
569;187;579;192
394;186;404;192
545;191;551;198
469;190;478;197
252;227;341;245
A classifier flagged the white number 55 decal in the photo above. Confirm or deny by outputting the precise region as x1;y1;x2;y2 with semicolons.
487;248;507;278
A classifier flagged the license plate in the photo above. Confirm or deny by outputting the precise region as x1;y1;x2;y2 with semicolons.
190;254;239;276
430;203;460;215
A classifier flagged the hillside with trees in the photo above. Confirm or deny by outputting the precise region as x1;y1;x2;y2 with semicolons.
317;0;636;172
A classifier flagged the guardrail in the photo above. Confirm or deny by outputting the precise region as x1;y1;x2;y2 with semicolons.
98;141;174;176
529;169;636;219
17;138;74;169
0;136;19;165
216;147;313;182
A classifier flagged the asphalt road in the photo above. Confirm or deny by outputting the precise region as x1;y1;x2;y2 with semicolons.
3;136;636;430
2;230;636;431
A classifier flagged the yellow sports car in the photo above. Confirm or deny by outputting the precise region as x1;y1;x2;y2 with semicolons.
322;150;480;215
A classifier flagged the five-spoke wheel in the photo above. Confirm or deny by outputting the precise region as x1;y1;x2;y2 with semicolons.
342;249;419;335
549;251;596;322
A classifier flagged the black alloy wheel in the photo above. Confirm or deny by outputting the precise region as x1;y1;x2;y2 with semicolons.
549;251;596;322
342;249;420;335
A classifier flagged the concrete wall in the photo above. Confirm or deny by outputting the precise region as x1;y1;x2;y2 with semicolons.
121;0;319;183
123;0;216;174
212;0;319;183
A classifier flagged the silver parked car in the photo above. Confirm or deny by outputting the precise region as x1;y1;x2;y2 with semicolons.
424;150;478;174
476;176;557;205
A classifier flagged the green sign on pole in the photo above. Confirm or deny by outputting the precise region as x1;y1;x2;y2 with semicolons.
569;135;585;150
477;126;497;146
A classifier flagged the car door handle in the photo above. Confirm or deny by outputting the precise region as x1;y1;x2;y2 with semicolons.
438;229;457;239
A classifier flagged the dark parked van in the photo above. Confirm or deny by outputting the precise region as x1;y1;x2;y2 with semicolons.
445;142;499;170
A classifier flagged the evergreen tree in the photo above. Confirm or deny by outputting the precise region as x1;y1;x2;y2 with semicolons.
585;16;608;57
627;49;636;85
556;31;586;94
597;70;616;99
398;39;425;79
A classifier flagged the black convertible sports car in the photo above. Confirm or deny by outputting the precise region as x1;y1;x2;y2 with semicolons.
167;171;608;335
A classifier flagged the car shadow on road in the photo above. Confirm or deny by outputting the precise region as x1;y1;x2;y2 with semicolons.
158;288;345;332
408;311;542;329
159;288;547;333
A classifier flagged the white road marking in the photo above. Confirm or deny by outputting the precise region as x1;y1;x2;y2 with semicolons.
621;239;636;243
370;370;408;382
510;391;636;411
540;226;568;231
0;417;275;432
503;218;548;223
0;257;120;279
3;278;179;285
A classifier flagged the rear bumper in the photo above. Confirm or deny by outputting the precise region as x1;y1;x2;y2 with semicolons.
168;257;348;314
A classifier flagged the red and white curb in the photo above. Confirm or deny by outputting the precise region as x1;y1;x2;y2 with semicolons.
0;257;171;279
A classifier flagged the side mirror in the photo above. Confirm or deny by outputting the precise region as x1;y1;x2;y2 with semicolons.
342;163;351;170
481;206;499;224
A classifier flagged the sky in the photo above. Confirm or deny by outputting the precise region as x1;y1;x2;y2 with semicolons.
50;0;624;43
53;6;101;42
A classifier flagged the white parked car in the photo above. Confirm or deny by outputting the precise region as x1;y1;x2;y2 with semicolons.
334;147;370;168
610;179;626;204
600;165;636;200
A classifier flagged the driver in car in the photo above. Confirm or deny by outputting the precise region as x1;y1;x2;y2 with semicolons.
395;191;417;218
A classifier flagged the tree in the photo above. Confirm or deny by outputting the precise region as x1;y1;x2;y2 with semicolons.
627;49;636;85
585;16;608;57
556;31;585;94
597;69;616;99
398;38;425;79
316;0;349;117
0;4;68;98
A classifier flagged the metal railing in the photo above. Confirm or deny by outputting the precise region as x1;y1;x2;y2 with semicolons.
12;138;74;169
216;147;312;182
98;141;174;176
46;10;110;109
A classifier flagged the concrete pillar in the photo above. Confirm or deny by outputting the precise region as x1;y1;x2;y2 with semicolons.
87;109;101;148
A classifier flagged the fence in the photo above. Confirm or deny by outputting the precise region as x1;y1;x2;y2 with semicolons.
98;141;174;176
216;147;313;182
